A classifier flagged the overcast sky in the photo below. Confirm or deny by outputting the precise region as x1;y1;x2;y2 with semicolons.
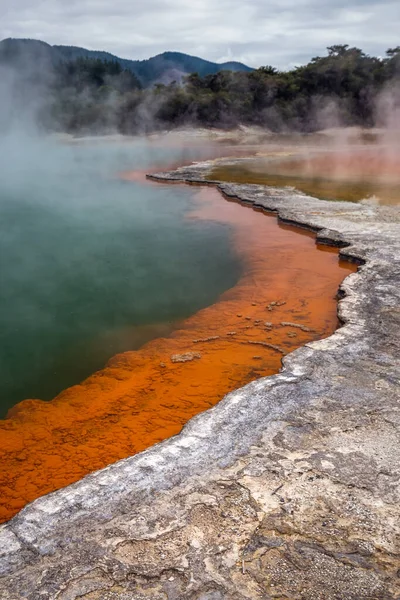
1;0;399;69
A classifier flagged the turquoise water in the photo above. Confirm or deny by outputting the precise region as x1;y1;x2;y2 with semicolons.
0;137;241;416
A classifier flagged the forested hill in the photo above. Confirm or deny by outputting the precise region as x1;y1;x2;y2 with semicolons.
0;38;253;86
0;40;399;135
54;47;253;86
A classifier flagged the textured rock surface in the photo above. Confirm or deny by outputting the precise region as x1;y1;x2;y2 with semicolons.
1;161;399;599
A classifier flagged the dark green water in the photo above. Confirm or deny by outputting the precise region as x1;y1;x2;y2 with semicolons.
0;136;241;416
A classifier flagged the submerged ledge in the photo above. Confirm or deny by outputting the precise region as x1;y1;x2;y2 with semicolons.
1;161;400;599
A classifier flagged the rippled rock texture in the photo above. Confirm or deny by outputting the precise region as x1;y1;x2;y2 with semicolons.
1;163;399;599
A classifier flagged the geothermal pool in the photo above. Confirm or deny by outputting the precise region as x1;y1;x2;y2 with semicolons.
0;136;357;523
0;137;243;415
210;144;400;205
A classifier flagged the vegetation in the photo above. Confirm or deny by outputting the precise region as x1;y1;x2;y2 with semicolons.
1;39;400;134
51;45;400;134
46;58;142;132
0;38;252;87
140;45;399;132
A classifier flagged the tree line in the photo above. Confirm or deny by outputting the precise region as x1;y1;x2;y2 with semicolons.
43;45;400;134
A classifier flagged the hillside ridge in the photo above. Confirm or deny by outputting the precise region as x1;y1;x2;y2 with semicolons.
0;38;253;86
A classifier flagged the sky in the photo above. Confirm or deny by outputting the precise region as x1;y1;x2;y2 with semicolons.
0;0;399;69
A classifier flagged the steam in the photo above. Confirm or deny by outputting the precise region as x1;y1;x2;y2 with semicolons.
238;85;400;205
0;103;241;415
375;81;400;132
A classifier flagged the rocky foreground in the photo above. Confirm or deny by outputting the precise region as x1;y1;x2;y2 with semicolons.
1;161;399;599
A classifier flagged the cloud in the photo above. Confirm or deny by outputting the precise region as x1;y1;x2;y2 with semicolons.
1;0;399;68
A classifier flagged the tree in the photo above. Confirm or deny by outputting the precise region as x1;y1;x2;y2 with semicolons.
327;44;350;57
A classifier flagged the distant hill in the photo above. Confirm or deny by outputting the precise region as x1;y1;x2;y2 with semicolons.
0;38;57;75
0;38;253;86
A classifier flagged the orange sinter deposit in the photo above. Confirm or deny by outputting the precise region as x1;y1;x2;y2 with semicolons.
0;183;356;523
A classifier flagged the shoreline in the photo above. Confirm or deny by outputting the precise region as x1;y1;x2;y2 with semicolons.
1;160;399;599
0;178;350;523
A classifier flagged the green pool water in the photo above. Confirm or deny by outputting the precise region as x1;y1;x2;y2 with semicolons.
0;136;241;416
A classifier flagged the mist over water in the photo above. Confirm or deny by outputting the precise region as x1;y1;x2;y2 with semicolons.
209;127;400;206
0;136;241;416
2;55;399;417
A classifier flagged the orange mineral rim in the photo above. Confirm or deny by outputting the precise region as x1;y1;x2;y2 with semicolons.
0;181;356;523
